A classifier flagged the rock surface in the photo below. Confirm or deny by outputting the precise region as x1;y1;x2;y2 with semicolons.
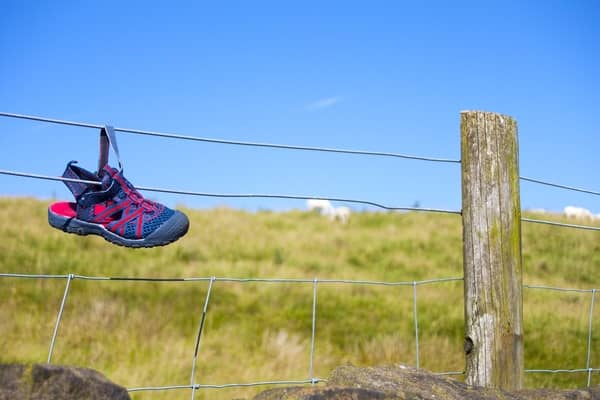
0;364;130;400
254;364;600;400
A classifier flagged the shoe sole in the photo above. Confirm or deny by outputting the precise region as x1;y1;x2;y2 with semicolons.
48;207;189;248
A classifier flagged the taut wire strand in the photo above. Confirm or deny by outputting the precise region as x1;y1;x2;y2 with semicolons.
525;368;600;374
522;218;600;232
0;169;102;186
0;273;464;286
0;167;462;215
0;112;103;129
0;111;460;163
4;169;600;231
192;379;326;389
521;176;600;196
127;379;326;392
524;284;596;293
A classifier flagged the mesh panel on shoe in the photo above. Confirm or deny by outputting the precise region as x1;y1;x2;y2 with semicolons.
124;223;137;239
142;208;174;237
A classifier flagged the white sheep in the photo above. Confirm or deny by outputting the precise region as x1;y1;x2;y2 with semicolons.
307;199;334;217
306;200;351;223
564;206;593;220
333;206;351;224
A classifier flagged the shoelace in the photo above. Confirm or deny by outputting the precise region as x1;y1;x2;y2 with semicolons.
124;181;156;212
101;167;157;213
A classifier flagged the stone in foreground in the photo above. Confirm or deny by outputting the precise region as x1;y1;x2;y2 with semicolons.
254;364;600;400
0;364;130;400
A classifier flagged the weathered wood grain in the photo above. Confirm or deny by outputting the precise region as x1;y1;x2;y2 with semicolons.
461;111;523;390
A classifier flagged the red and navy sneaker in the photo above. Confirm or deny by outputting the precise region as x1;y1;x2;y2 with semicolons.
48;125;189;248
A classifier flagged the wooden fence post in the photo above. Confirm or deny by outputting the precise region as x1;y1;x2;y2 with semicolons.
461;110;524;390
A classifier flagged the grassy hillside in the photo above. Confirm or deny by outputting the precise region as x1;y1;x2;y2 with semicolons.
0;197;598;399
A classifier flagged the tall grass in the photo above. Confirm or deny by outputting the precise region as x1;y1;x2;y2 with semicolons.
0;198;598;399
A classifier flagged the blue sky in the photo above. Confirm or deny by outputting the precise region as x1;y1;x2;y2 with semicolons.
0;1;598;214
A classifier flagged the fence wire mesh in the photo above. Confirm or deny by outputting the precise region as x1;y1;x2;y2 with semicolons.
0;273;597;395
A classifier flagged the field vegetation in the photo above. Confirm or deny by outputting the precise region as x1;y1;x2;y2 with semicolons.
0;197;598;399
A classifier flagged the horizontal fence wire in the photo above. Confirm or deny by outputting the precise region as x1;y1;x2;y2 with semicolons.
3;168;600;231
127;384;195;393
526;369;600;374
0;167;461;215
0;273;463;285
128;380;326;393
522;218;600;232
524;284;597;293
1;272;597;392
521;176;600;197
0;112;460;163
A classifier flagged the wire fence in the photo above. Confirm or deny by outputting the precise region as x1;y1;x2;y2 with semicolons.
523;285;598;387
0;112;598;396
0;273;597;395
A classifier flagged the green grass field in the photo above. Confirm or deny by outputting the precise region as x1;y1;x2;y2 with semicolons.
0;197;598;399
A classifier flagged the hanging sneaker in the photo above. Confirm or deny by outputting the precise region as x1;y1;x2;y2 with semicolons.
48;125;189;248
